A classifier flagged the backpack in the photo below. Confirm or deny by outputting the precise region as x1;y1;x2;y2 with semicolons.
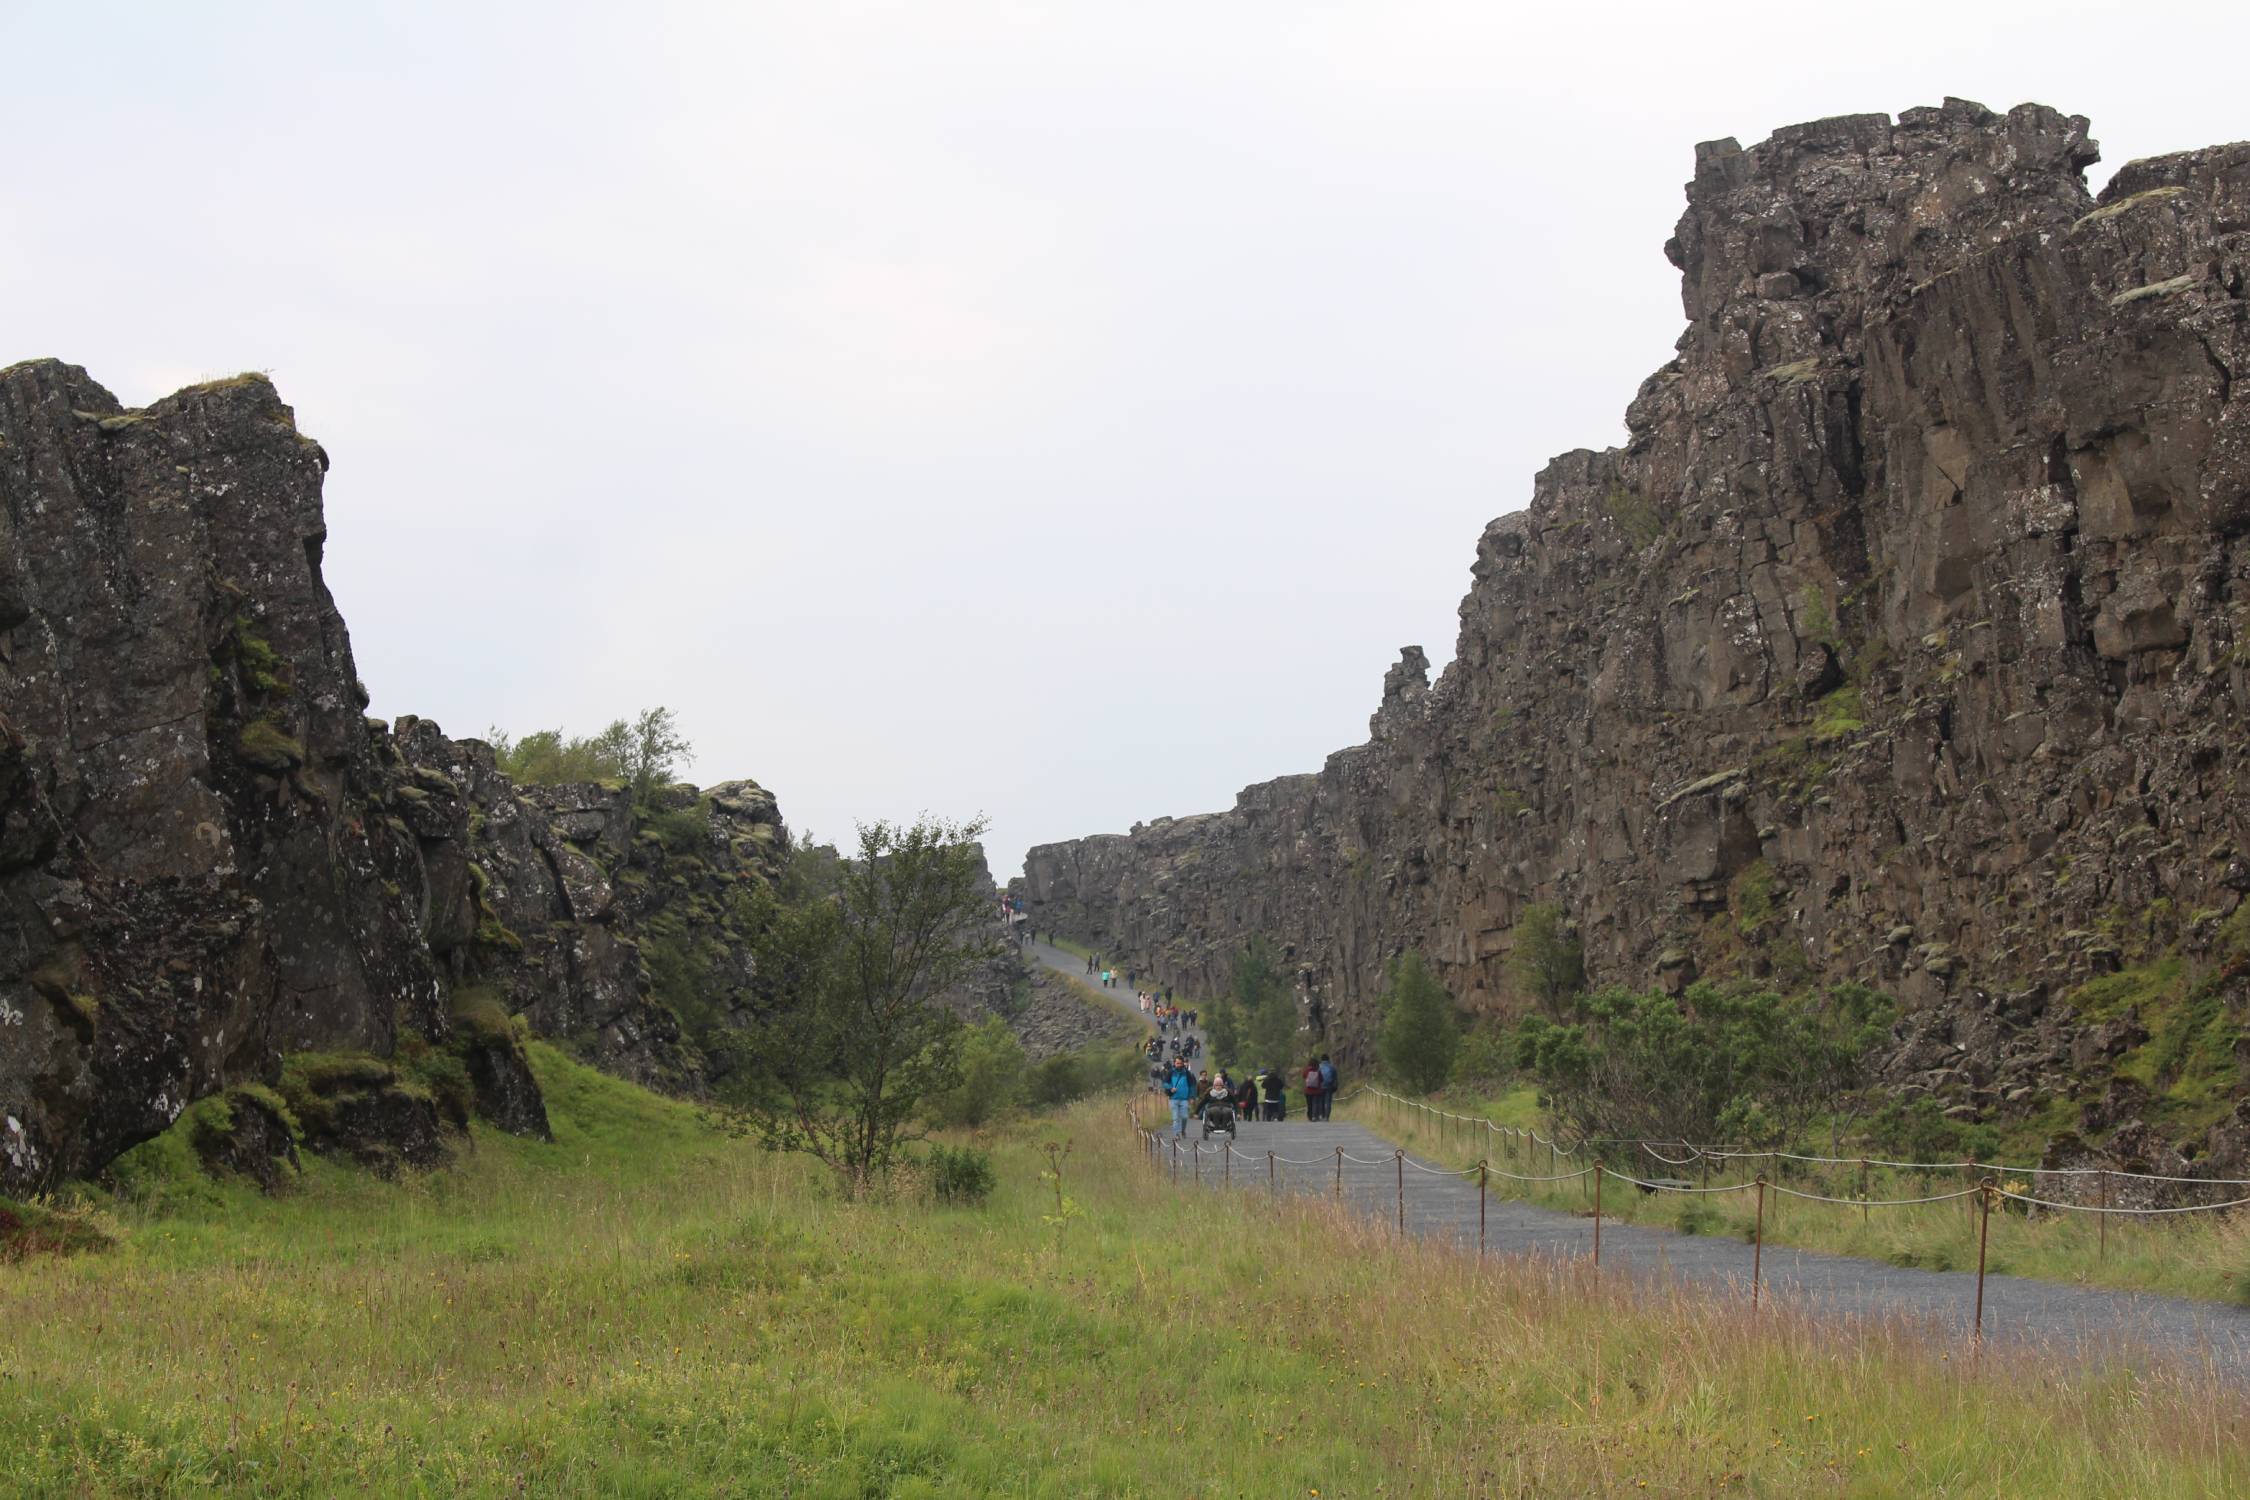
1304;1066;1322;1093
1320;1061;1337;1090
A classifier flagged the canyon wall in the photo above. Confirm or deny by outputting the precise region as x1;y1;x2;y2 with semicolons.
1017;101;2250;1150
0;362;785;1190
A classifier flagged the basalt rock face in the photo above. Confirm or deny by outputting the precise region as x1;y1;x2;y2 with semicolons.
0;361;786;1190
1019;102;2250;1144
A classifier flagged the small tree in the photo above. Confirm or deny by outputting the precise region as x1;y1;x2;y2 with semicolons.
624;706;693;800
487;705;692;795
1208;938;1297;1072
737;815;997;1196
1509;903;1584;1021
1378;952;1458;1094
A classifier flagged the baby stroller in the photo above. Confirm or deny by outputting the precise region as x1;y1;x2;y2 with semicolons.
1200;1081;1237;1140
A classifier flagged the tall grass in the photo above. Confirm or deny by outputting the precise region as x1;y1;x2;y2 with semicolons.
0;1045;2244;1495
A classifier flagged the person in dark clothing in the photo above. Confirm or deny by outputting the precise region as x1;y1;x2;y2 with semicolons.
1317;1054;1337;1120
1257;1067;1283;1122
1233;1072;1257;1125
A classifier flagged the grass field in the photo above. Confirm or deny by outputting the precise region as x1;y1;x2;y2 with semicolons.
1341;1089;2250;1308
4;1045;2248;1496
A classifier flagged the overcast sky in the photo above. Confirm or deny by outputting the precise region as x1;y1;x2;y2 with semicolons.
6;2;2245;876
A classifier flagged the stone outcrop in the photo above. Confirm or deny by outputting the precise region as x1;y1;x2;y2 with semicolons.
1017;102;2250;1152
0;361;787;1191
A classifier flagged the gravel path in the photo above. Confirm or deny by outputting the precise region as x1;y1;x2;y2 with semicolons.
1024;940;2250;1383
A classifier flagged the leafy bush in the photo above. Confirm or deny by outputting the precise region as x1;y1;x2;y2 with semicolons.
1514;981;1895;1150
1867;1095;1995;1167
927;1144;995;1206
1509;904;1584;1020
1378;952;1458;1094
923;1018;1027;1128
1026;1054;1085;1109
1450;1017;1516;1091
489;706;691;798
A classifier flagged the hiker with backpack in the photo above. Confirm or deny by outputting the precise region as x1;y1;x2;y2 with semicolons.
1166;1060;1197;1136
1303;1058;1325;1122
1317;1054;1337;1120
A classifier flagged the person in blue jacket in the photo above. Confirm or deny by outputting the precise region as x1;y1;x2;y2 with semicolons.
1166;1060;1198;1136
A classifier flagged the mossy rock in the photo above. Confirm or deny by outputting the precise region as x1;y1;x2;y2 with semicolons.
189;1085;302;1192
278;1052;454;1176
237;715;306;773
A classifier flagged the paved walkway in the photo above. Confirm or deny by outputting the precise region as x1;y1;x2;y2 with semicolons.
1022;941;2250;1384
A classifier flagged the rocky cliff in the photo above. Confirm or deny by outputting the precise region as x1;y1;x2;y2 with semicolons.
0;361;785;1191
1017;101;2250;1157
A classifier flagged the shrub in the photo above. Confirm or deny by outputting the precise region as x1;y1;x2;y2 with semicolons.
490;706;691;798
923;1018;1026;1128
1515;981;1895;1149
1450;1017;1515;1091
927;1144;995;1206
1025;1054;1085;1109
1379;952;1458;1095
1509;904;1584;1021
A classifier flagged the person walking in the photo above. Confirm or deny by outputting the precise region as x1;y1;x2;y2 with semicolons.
1258;1067;1282;1122
1167;1061;1197;1137
1317;1054;1338;1121
1303;1058;1326;1123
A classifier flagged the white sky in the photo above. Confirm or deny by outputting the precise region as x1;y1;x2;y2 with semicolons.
6;1;2245;876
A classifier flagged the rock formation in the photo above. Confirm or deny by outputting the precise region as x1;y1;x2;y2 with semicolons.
0;361;786;1191
1017;102;2250;1154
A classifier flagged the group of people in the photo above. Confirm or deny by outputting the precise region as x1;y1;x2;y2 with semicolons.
1157;1054;1341;1136
1143;994;1195;1035
1144;1032;1200;1064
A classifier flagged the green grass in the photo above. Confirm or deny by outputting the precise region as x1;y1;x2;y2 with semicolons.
4;1047;2247;1495
1344;1089;2250;1307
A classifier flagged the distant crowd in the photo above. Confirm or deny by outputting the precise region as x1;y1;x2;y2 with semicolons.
1155;1050;1339;1136
1005;921;1342;1135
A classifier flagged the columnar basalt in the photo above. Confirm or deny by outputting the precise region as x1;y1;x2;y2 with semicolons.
1018;102;2250;1154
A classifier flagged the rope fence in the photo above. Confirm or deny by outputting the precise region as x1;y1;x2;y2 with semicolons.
1126;1077;2250;1350
1347;1086;2250;1214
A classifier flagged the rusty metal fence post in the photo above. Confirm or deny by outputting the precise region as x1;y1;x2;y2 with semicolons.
1334;1146;1343;1200
1973;1177;1995;1351
1223;1142;1231;1189
1597;1160;1609;1268
1752;1175;1768;1311
2099;1168;2110;1262
1395;1151;1405;1236
1478;1161;1488;1258
1268;1151;1277;1196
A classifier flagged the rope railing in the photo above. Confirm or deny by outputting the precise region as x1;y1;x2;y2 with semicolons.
1124;1104;2223;1350
1349;1085;2250;1191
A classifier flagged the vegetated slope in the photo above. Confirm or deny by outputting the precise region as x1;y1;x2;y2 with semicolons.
1;1045;2243;1497
1017;100;2250;1166
0;361;789;1192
